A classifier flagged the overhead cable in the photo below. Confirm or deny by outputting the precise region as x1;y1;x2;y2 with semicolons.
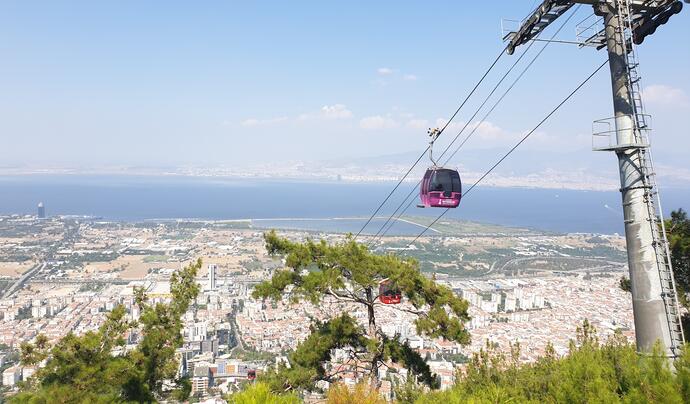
367;6;581;245
401;59;609;249
355;45;509;237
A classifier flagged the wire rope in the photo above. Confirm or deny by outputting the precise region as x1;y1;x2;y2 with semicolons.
401;59;609;250
354;45;509;237
367;6;581;245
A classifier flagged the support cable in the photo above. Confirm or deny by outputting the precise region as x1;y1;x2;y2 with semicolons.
369;42;534;247
401;59;609;250
367;6;581;245
354;45;508;237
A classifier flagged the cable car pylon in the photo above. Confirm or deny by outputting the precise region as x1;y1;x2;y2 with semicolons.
505;0;686;360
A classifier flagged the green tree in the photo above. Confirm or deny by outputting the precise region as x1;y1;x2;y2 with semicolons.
12;259;202;403
417;321;689;403
666;209;690;339
326;382;387;404
252;231;470;392
667;209;690;295
132;257;201;395
393;376;426;404
228;382;301;404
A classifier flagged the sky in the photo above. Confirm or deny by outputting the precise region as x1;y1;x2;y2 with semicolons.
0;1;688;173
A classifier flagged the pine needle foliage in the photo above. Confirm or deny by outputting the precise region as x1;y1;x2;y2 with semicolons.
326;382;388;404
417;321;690;404
228;382;301;404
252;231;471;392
11;259;202;403
227;322;690;403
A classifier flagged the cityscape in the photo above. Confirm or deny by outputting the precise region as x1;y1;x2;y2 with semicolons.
0;202;634;399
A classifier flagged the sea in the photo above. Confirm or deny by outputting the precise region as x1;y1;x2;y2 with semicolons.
1;175;689;235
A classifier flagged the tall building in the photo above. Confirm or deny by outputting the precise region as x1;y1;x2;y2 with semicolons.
191;366;210;396
37;202;45;219
201;338;219;357
208;264;217;290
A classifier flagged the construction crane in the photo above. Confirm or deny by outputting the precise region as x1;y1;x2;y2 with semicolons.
504;0;686;360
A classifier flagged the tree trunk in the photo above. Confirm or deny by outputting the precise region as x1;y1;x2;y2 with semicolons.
365;287;377;337
365;286;380;384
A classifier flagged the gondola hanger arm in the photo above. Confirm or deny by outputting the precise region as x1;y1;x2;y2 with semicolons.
427;127;441;167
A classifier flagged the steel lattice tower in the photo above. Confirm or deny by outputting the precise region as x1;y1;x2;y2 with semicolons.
505;0;686;358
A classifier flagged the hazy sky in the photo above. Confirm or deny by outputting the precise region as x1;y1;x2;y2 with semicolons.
1;1;688;168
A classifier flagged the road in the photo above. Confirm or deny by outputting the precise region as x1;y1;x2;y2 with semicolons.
228;308;245;353
27;278;131;285
3;262;46;298
2;220;80;297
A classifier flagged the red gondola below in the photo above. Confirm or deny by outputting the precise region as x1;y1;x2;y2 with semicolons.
419;168;462;208
379;279;401;305
247;369;256;381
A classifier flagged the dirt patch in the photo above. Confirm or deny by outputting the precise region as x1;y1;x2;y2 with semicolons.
82;255;181;280
0;262;34;277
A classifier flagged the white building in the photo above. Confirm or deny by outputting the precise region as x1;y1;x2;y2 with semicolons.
188;322;208;342
3;366;22;387
481;300;498;313
208;264;217;291
22;367;36;381
504;297;517;312
191;365;210;396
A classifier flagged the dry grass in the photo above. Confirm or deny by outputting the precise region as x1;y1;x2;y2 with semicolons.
0;262;34;277
82;255;179;279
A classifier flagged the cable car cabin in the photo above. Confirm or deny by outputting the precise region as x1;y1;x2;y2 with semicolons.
379;280;401;305
247;369;256;381
419;168;462;208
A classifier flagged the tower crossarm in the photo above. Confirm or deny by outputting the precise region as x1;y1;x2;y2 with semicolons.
506;0;574;54
506;0;680;54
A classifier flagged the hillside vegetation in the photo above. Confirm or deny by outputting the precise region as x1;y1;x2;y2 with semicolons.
417;322;690;404
227;322;690;403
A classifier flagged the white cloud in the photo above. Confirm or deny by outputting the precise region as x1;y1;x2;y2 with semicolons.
240;117;288;127
360;115;398;130
297;104;353;121
433;119;532;145
406;119;429;130
240;118;260;127
377;67;394;75
461;120;588;151
473;121;510;140
320;104;353;119
403;74;417;81
642;85;690;107
433;118;466;134
246;104;353;125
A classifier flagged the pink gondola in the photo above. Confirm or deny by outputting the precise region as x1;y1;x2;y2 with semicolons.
419;168;462;208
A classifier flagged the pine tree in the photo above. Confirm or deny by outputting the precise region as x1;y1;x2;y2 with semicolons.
252;231;471;392
666;209;690;339
667;209;690;297
12;259;202;402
